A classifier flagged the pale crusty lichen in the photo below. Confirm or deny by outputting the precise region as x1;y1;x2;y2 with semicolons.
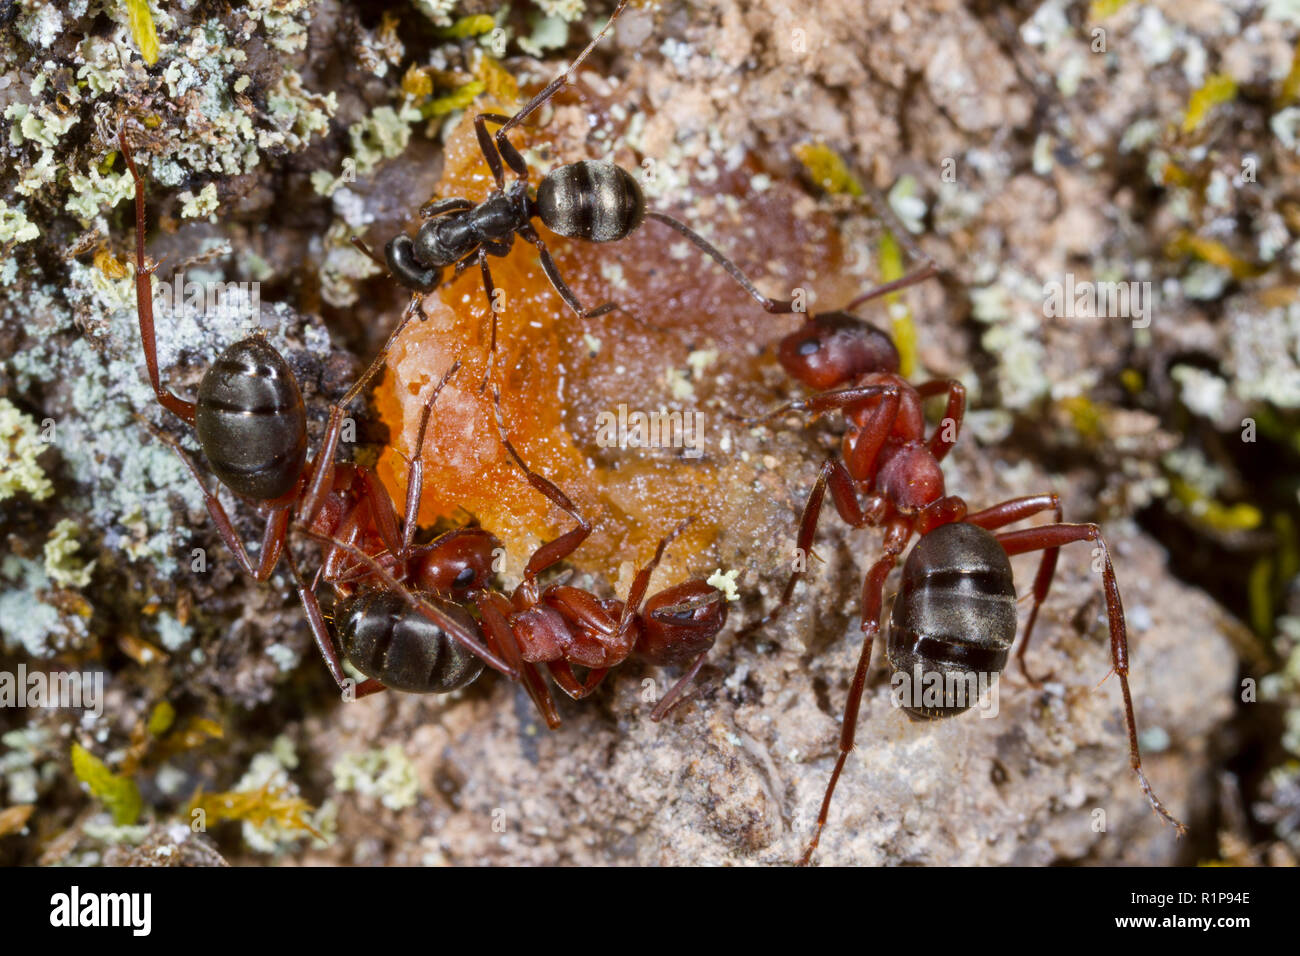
332;744;420;811
178;182;219;219
0;201;41;243
44;519;96;590
0;397;54;503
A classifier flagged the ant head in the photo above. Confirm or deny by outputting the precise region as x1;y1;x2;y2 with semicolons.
384;235;442;293
639;581;727;667
413;527;503;597
777;312;900;390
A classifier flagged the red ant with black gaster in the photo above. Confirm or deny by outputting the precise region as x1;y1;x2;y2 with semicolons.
118;125;517;694
298;381;729;726
738;279;1187;865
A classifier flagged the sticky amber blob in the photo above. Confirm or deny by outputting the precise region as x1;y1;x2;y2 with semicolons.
372;87;859;580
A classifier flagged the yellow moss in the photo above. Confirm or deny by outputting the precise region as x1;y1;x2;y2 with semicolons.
147;700;175;738
1160;162;1195;189
794;142;864;197
1168;474;1263;532
1088;0;1132;17
152;716;223;762
1166;232;1264;280
1249;556;1274;637
878;231;918;378
401;64;434;100
71;743;142;826
125;0;160;67
188;784;322;840
1120;368;1144;394
1182;73;1237;134
1279;39;1300;108
1059;395;1106;442
422;80;487;119
473;53;519;108
93;245;131;280
440;14;497;39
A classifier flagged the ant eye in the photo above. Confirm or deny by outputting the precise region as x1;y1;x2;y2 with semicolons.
453;566;476;588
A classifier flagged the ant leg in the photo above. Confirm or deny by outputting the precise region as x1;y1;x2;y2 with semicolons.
650;649;710;722
491;391;594;576
476;247;503;390
474;591;562;729
395;361;461;556
350;236;386;269
472;113;507;188
965;494;1062;684
419;197;475;220
517;223;618;318
801;518;912;866
475;113;528;179
547;661;611;700
118;126;197;425
139;416;287;580
617;519;690;626
488;0;631;165
915;379;966;462
740;459;837;638
729;383;900;427
298;303;439;528
296;527;518;679
997;522;1186;834
646;210;938;316
742;387;903;637
285;547;387;699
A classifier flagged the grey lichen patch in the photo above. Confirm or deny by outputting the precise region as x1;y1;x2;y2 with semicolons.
0;555;91;658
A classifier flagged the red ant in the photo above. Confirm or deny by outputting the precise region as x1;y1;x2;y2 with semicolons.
739;288;1186;865
117;125;516;689
298;382;729;724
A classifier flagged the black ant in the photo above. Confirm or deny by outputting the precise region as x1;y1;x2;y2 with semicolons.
738;289;1186;865
353;0;937;381
299;382;729;725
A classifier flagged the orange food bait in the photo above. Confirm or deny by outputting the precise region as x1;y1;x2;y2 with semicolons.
372;87;858;580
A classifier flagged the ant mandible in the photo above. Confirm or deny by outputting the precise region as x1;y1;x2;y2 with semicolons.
301;384;729;725
739;292;1186;865
354;0;938;381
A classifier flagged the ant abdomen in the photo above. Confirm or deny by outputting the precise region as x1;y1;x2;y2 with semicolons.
194;337;307;501
886;522;1017;720
335;589;485;694
777;313;901;390
536;160;645;242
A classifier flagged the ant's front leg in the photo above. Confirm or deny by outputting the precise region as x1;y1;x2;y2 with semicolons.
419;197;475;220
